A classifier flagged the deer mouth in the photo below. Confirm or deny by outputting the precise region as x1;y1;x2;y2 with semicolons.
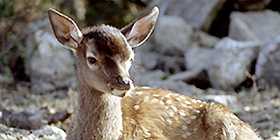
111;88;132;97
107;76;133;97
108;81;134;97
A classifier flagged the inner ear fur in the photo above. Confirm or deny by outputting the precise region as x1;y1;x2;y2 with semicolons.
48;8;83;51
121;6;159;48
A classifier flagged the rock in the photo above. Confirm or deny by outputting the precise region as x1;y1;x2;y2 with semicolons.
25;19;76;93
134;50;185;72
168;69;203;81
153;15;193;56
1;108;70;130
185;46;214;70
256;35;280;90
229;10;280;42
134;52;159;70
131;68;204;95
200;95;238;106
0;124;66;140
32;126;66;140
150;0;226;31
193;31;220;48
208;38;261;90
229;16;259;41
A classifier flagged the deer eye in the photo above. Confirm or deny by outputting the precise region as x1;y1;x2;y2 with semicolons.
87;57;97;64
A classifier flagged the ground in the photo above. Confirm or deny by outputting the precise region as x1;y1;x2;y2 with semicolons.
0;84;279;139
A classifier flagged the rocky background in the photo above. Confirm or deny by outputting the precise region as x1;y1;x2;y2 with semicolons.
1;0;280;139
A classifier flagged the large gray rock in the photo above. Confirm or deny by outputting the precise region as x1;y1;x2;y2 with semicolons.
153;15;193;56
185;46;214;71
229;10;280;42
256;35;280;90
192;31;220;48
131;68;202;94
25;19;76;93
208;38;261;90
150;0;226;31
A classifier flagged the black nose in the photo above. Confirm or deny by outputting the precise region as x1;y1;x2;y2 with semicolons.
116;76;131;90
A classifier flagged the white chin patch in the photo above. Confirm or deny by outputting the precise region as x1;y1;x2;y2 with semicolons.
112;89;132;97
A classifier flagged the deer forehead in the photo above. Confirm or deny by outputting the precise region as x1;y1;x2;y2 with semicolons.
83;25;133;62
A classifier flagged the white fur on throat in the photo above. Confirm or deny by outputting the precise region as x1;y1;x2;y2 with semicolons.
99;93;123;139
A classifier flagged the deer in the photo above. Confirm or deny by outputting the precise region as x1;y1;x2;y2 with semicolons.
48;6;262;140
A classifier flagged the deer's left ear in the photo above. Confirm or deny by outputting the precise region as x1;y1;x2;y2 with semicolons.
121;6;159;48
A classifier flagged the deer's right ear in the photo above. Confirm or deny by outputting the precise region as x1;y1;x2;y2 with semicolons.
48;8;83;51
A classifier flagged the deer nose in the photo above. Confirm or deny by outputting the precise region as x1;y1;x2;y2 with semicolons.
116;76;131;90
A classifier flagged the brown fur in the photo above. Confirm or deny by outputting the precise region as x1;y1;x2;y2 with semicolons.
48;7;262;140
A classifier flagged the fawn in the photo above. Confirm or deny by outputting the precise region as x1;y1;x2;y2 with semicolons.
48;6;261;140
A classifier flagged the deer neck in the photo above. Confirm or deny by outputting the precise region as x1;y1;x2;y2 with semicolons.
74;76;123;139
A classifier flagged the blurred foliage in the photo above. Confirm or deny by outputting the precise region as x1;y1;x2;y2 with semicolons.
85;0;144;28
0;0;146;85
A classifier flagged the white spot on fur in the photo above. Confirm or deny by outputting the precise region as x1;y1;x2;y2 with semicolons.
179;111;186;116
165;100;172;105
182;125;188;130
196;110;200;113
194;128;198;131
187;132;192;136
159;100;164;105
135;91;143;95
153;94;160;97
230;114;238;119
166;118;172;124
175;97;182;101
182;134;187;138
181;103;187;108
200;113;204;117
184;101;191;104
199;104;204;108
151;98;159;103
165;94;171;98
191;99;197;103
179;96;186;100
170;105;178;112
143;96;149;102
142;127;151;138
168;109;174;117
190;115;197;119
134;105;139;110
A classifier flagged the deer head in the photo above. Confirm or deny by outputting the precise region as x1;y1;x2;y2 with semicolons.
48;7;159;97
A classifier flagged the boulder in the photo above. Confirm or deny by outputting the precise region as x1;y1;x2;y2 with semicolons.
25;19;76;93
153;15;193;56
150;0;226;31
208;38;261;90
185;46;214;71
131;68;202;94
229;10;280;42
256;35;280;90
192;31;220;48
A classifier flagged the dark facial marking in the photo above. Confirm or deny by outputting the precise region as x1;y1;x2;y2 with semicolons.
83;26;131;62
